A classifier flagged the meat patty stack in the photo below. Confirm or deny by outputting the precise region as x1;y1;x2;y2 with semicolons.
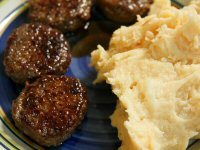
3;0;93;146
3;22;89;147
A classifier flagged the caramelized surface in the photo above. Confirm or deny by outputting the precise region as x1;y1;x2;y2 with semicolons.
4;23;71;83
29;0;93;32
12;75;88;146
98;0;153;23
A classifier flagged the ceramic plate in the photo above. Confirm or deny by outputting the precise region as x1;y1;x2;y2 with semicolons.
0;0;199;150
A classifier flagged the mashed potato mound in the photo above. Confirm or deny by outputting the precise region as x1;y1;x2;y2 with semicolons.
91;0;200;149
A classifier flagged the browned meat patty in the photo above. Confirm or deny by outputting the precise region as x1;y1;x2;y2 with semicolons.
4;23;71;84
12;75;88;147
28;0;93;32
97;0;153;23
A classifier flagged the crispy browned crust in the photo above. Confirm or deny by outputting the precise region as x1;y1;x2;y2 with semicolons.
12;75;88;147
4;23;71;84
28;0;93;32
98;0;153;23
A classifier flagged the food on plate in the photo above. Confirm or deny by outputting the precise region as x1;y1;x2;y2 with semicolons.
12;75;88;147
91;0;200;149
97;0;153;23
28;0;93;32
4;23;71;84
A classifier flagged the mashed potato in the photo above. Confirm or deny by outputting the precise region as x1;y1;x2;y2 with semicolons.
91;0;200;149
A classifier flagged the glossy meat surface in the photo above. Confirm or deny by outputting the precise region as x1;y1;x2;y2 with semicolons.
4;23;71;83
98;0;153;23
12;75;88;147
29;0;93;32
